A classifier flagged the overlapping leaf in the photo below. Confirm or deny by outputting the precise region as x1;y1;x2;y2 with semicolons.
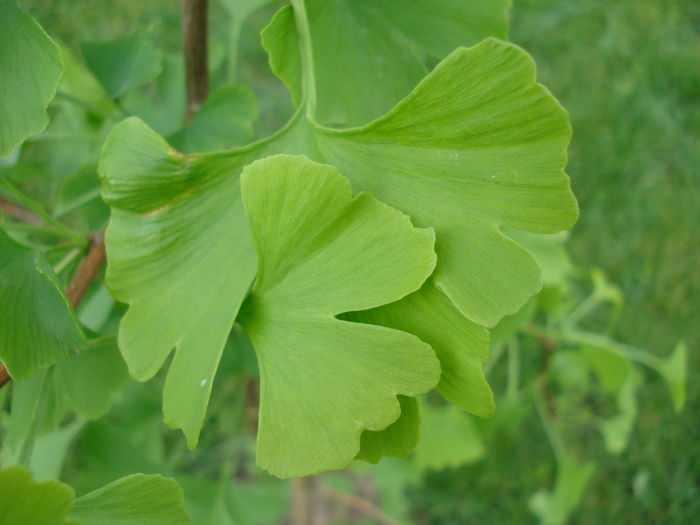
0;229;85;379
237;155;440;477
0;0;63;158
262;0;511;126
100;36;576;450
82;29;162;98
99;120;259;446
0;466;76;525
69;474;191;525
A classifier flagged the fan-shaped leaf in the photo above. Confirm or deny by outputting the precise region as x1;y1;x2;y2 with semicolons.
237;155;440;477
0;0;63;158
69;474;191;525
0;229;85;379
82;29;162;98
262;0;511;126
0;466;75;525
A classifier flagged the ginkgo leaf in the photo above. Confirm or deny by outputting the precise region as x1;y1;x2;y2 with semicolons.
529;458;596;525
262;0;511;126
237;155;440;478
167;83;258;154
356;396;420;464
69;474;191;525
82;29;162;98
343;280;494;418
100;38;576;449
0;466;76;525
99;118;258;447
0;0;63;158
0;229;85;380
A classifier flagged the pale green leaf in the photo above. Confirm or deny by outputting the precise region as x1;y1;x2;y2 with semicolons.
504;229;571;287
529;458;596;525
262;0;511;126
82;29;162;98
343;281;493;418
238;155;440;477
356;396;420;464
0;229;85;379
599;366;641;455
168;83;258;153
54;336;129;420
99;118;258;447
70;474;191;525
99;38;576;449
413;398;485;470
656;340;687;413
0;466;75;525
0;0;63;158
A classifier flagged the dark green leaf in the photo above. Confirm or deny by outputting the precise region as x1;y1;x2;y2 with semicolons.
0;0;63;158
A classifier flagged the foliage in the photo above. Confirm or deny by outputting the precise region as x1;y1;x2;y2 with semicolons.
0;0;693;523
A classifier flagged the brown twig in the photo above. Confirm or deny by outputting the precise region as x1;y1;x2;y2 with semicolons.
181;0;209;123
65;232;106;309
0;232;107;391
323;485;404;525
0;365;11;390
0;196;41;224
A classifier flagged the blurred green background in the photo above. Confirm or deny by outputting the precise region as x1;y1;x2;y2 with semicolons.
16;0;699;523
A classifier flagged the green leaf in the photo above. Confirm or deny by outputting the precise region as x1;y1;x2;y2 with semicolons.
0;0;63;158
343;281;494;418
413;398;485;470
237;155;440;478
99;38;576;449
82;29;163;98
70;474;191;525
262;0;511;126
99;118;258;447
167;83;258;154
599;366;641;455
53;336;129;420
0;466;75;525
656;340;687;413
356;396;420;464
529;458;596;525
504;229;571;288
0;229;85;379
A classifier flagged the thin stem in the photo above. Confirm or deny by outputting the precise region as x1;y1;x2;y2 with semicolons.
564;329;662;370
18;368;54;468
506;337;520;401
66;232;107;309
181;0;210;123
0;365;10;390
289;0;317;118
0;177;87;245
0;196;40;223
533;378;567;465
323;485;404;525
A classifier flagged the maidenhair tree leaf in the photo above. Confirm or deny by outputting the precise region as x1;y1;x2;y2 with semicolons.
237;155;440;478
0;0;63;158
343;281;494;418
167;83;258;154
99;118;258;447
262;0;511;126
0;229;85;379
529;458;596;525
413;398;486;470
100;38;576;450
356;396;420;464
53;336;129;420
0;466;75;525
69;474;191;525
82;29;163;98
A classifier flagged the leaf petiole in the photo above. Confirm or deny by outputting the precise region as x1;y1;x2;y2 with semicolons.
17;367;54;469
0;177;87;246
289;0;317;118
